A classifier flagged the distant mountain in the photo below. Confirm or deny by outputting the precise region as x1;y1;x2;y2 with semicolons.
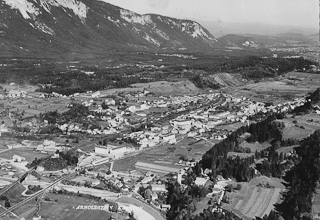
218;34;259;48
276;32;306;40
308;33;319;42
244;34;287;46
197;20;318;38
0;0;220;58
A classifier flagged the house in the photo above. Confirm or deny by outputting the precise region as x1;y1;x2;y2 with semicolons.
91;91;101;98
91;179;100;186
161;204;171;211
7;90;26;98
0;125;9;136
150;184;167;192
141;176;154;184
194;177;210;186
161;134;176;144
12;155;26;162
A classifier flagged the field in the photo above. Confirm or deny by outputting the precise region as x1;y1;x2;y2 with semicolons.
226;72;320;104
227;152;254;159
69;80;200;97
277;113;320;140
216;122;247;132
312;188;320;219
0;138;18;150
113;137;213;174
227;141;270;159
1;183;27;206
276;145;298;154
223;176;284;220
211;73;245;88
14;193;116;220
1;95;70;116
116;196;165;220
132;80;200;96
0;147;49;162
240;141;271;152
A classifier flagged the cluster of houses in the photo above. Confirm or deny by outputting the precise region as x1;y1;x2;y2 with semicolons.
0;89;28;99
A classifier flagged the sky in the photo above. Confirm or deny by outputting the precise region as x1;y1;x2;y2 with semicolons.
101;0;318;29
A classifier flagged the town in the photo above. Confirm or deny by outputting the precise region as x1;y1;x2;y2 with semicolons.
0;77;319;220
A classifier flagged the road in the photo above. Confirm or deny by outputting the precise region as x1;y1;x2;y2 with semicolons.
0;168;35;197
116;196;165;220
0;173;72;217
22;180;119;200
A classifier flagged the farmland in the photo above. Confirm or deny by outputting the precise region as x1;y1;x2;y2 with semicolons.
113;137;213;174
0;148;48;162
312;188;320;219
14;193;118;220
277;113;320;140
223;176;285;219
225;71;320;104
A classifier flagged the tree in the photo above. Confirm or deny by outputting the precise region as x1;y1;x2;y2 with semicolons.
4;200;10;208
236;184;242;191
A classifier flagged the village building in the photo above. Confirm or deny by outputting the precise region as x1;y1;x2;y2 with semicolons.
94;144;134;159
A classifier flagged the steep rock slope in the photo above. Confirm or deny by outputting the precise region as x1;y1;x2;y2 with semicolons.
0;0;220;57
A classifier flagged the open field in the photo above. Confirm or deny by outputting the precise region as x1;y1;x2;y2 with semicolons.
227;141;270;158
2;183;27;206
133;80;200;96
70;80;200;97
0;147;49;162
227;152;254;159
14;193;114;220
223;176;284;219
240;141;271;152
312;188;320;219
113;137;213;174
116;196;165;220
216;122;246;132
211;73;246;88
39;203;112;220
276;113;320;140
276;145;297;154
0;97;70;116
226;72;320;104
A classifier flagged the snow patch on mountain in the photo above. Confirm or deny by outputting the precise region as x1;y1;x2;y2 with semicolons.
34;21;54;35
45;0;88;21
3;0;88;21
154;29;169;40
143;34;160;47
108;16;121;27
132;26;141;34
0;23;8;29
3;0;40;19
190;23;209;38
120;9;153;26
163;19;216;42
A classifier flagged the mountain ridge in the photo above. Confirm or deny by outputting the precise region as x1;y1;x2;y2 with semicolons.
0;0;221;58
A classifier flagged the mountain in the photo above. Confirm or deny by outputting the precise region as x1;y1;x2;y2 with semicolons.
308;33;319;42
276;32;306;40
0;0;220;58
198;20;318;38
218;34;259;48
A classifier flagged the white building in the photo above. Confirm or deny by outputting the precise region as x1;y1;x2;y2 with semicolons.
194;177;209;186
95;145;133;159
161;134;176;144
12;155;26;162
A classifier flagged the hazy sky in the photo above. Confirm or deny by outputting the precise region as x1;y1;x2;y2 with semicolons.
101;0;318;29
